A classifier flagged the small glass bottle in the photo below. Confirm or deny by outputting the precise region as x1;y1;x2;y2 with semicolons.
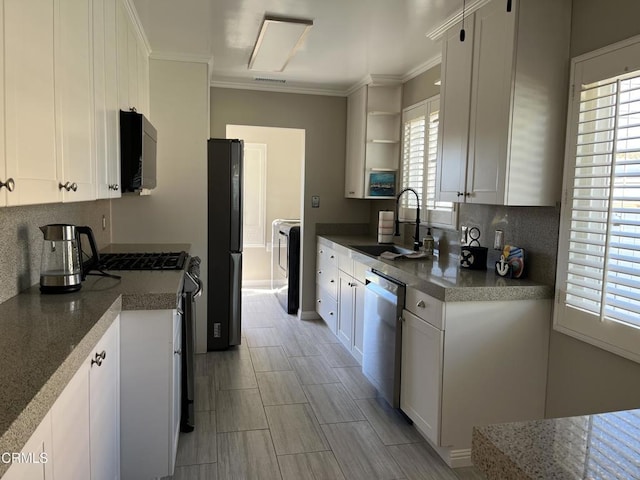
422;228;435;256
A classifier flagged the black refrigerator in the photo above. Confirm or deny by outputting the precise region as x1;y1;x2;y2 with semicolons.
207;138;243;350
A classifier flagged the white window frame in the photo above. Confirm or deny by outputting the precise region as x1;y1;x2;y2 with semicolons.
555;34;640;364
399;96;457;229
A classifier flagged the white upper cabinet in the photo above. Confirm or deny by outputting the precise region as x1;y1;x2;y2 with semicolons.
116;0;149;116
345;81;402;199
94;0;121;198
436;0;571;206
4;0;60;206
0;6;6;208
55;0;96;202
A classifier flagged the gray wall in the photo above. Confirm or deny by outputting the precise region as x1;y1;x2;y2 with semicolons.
0;200;111;304
111;59;210;352
210;87;371;314
544;0;640;418
402;64;441;109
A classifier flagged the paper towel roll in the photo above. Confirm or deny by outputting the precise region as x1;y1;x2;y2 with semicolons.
378;234;394;244
378;211;394;221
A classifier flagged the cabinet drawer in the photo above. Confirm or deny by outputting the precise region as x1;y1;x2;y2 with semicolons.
316;285;337;333
353;260;369;284
405;287;443;329
316;265;338;299
317;245;337;270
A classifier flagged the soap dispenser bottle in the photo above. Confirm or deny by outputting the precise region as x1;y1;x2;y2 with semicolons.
423;228;435;256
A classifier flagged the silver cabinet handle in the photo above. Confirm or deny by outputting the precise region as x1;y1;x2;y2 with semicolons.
91;350;107;367
329;311;334;316
58;182;78;192
330;255;335;259
330;279;335;283
317;299;322;303
318;270;322;275
0;178;15;192
174;349;182;355
417;300;426;308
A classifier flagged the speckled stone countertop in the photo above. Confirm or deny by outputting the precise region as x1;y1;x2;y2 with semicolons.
319;235;552;302
0;243;189;477
472;409;640;479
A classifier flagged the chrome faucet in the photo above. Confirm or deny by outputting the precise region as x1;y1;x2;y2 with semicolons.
394;187;421;251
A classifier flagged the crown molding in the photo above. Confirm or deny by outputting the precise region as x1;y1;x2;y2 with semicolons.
210;79;347;97
425;0;492;41
402;54;442;82
122;0;151;55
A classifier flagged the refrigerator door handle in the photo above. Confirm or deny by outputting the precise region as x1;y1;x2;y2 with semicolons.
229;252;242;346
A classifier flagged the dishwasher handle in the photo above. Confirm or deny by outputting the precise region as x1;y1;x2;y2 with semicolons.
365;269;405;297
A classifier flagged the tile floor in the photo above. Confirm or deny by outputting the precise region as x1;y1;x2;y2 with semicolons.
164;288;487;480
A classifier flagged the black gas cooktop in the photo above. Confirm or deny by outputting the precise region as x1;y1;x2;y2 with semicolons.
99;251;187;271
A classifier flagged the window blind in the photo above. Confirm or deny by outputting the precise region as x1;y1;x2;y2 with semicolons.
400;97;454;217
565;72;640;329
401;114;425;209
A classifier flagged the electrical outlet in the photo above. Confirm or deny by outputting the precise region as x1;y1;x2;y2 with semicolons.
102;215;107;231
494;230;504;250
460;225;468;246
311;195;320;208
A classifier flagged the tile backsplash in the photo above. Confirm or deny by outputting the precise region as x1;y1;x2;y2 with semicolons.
371;202;560;286
0;200;111;304
457;203;560;285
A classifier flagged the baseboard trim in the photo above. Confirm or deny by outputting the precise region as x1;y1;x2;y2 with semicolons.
299;310;320;320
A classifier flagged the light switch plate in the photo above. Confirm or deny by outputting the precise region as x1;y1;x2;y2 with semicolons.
311;195;320;208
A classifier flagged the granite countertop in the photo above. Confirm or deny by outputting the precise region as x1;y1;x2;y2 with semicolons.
318;235;553;302
471;409;640;479
0;243;189;476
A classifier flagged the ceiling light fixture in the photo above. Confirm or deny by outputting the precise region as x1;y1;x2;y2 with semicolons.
248;15;313;72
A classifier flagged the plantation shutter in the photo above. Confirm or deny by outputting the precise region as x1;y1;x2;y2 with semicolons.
401;105;425;209
564;73;640;329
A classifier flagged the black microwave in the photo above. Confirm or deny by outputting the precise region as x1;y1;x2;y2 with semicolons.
120;110;157;192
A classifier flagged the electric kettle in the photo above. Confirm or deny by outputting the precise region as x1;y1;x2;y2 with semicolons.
39;224;100;293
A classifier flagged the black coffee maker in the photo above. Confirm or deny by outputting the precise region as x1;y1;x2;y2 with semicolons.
39;224;100;293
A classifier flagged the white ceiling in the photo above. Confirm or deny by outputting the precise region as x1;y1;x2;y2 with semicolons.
131;0;463;95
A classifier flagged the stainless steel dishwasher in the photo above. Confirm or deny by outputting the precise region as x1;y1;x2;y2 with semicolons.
363;269;405;408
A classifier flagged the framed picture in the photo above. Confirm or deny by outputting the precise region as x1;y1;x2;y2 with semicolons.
368;171;396;197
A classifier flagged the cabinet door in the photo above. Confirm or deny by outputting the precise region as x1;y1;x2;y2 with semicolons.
316;285;337;333
436;17;474;203
116;0;129;111
93;0;109;199
120;309;173;479
0;6;6;208
345;86;367;198
137;43;150;117
104;0;121;197
5;0;59;206
400;309;443;445
2;413;53;480
170;311;182;474
337;272;354;349
89;318;120;480
127;25;139;111
55;0;96;202
51;360;91;480
352;279;365;364
466;0;516;204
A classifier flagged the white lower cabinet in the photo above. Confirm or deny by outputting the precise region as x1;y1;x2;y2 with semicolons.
120;309;181;480
89;318;120;480
400;309;442;446
51;360;91;480
2;413;53;480
4;317;120;480
400;289;550;467
337;271;354;348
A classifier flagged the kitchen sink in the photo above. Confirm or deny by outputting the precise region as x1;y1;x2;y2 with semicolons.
350;244;415;257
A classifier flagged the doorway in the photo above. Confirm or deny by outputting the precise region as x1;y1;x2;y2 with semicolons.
226;125;305;290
